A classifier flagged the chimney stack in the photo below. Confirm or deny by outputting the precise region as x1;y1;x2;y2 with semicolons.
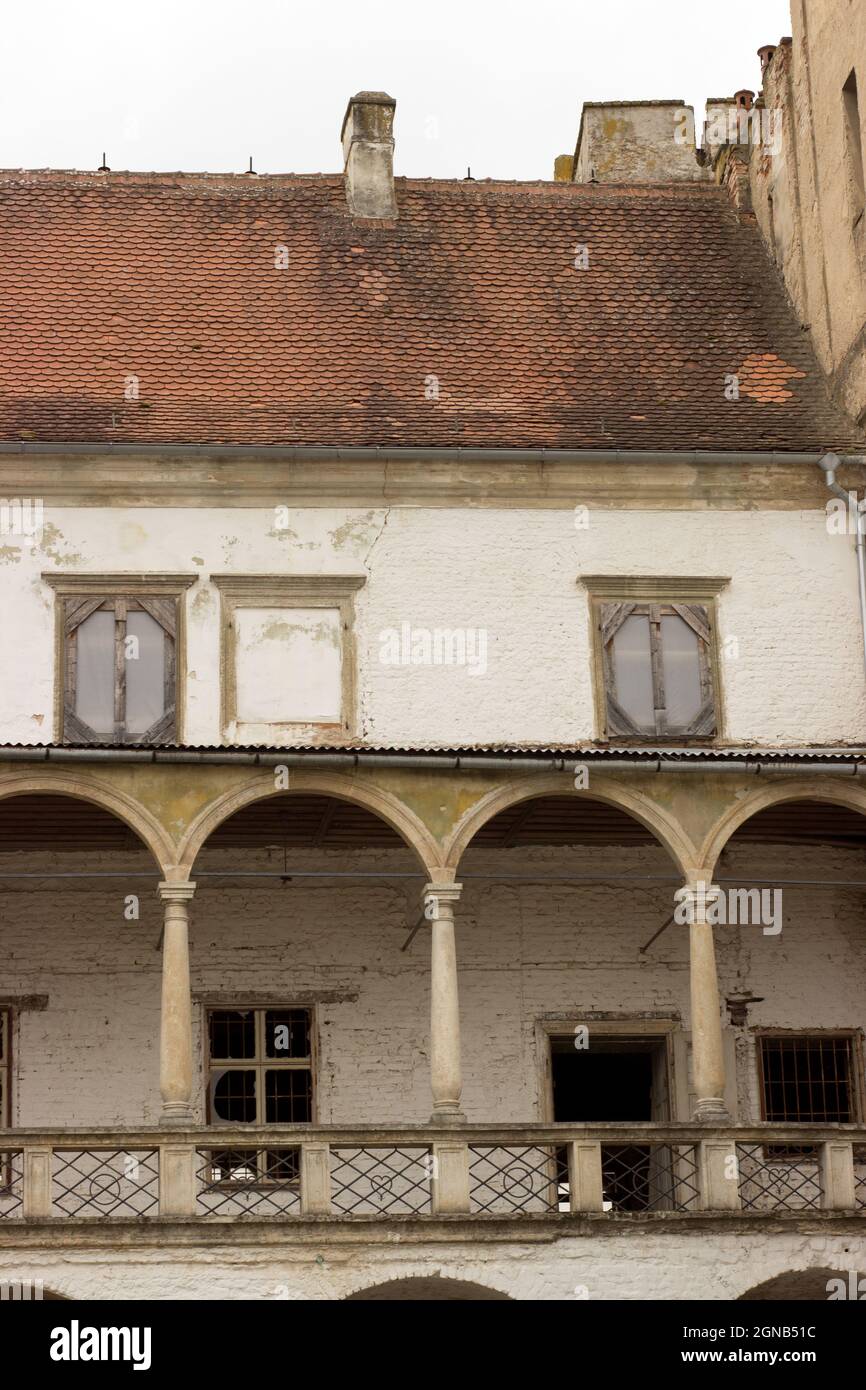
758;45;777;77
341;91;397;219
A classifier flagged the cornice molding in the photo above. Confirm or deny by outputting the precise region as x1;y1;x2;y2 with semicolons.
41;572;199;593
5;453;864;510
579;575;731;599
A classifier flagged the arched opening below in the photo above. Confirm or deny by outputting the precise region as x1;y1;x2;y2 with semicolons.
739;1269;852;1300
346;1276;512;1301
454;794;688;1129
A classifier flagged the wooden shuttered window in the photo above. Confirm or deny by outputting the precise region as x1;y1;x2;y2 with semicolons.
63;595;177;745
600;601;716;738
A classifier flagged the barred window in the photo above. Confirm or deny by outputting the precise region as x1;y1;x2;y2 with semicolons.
758;1033;860;1123
207;1008;314;1125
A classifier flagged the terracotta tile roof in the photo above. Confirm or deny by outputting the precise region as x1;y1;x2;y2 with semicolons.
0;169;859;450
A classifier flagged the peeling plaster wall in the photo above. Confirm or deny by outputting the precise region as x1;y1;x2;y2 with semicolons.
2;503;864;748
3;842;865;1129
1;1230;865;1301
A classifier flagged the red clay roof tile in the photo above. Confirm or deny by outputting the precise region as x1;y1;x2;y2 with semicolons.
0;169;859;450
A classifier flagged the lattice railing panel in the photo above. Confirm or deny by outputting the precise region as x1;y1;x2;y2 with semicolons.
736;1144;823;1211
196;1148;301;1216
469;1146;561;1214
330;1147;432;1215
601;1144;700;1213
52;1150;159;1217
0;1152;23;1220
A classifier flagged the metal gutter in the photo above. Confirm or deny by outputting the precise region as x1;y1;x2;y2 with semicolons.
2;746;865;775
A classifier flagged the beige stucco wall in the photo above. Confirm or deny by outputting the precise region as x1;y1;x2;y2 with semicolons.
2;501;864;749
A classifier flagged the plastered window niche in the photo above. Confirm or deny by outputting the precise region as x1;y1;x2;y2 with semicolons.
212;575;366;743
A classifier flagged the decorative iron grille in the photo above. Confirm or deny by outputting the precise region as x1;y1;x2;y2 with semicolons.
600;1144;700;1213
196;1148;301;1216
469;1146;560;1214
0;1151;23;1219
853;1151;866;1210
736;1144;823;1211
52;1150;159;1217
330;1147;432;1215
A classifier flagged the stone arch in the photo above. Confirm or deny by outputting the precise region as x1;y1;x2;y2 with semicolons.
344;1274;513;1301
697;777;866;875
177;770;445;877
442;774;696;876
0;770;175;870
738;1267;853;1300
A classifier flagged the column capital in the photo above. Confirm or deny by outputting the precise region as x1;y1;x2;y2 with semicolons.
157;881;196;904
675;880;721;924
423;881;462;903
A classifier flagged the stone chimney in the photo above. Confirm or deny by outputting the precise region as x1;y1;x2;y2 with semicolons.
757;45;777;77
341;91;397;219
571;101;707;183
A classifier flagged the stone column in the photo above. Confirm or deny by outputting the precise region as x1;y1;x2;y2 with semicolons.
679;877;729;1122
424;882;465;1125
157;881;196;1126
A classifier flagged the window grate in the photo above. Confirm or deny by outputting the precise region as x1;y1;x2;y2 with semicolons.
52;1150;159;1218
601;1144;699;1213
468;1146;561;1214
0;1151;23;1219
330;1147;432;1215
207;1007;314;1127
736;1143;823;1211
196;1147;301;1216
758;1034;857;1125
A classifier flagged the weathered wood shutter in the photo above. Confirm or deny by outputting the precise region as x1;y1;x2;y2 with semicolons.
599;602;648;736
63;595;177;745
600;600;716;738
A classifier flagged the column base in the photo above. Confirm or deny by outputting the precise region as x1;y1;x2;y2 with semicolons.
692;1097;730;1123
159;1103;194;1127
430;1106;466;1127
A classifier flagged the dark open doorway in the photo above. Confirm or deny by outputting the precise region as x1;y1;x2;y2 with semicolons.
550;1033;673;1212
550;1034;669;1122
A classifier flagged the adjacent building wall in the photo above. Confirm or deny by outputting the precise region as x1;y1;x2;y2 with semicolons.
750;0;866;426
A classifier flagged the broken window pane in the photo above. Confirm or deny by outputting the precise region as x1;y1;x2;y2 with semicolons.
209;1010;256;1059
660;614;703;728
75;610;115;732
611;614;654;728
125;610;166;733
211;1068;257;1123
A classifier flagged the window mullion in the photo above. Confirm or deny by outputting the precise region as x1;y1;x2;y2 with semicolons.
648;605;666;734
114;598;128;739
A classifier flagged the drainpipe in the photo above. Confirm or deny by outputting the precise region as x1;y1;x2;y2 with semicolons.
818;453;866;684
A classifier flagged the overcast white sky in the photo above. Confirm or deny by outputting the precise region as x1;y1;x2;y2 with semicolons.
2;0;792;181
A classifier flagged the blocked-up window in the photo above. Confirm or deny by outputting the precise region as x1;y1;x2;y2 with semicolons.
213;576;365;739
599;601;717;738
62;595;177;744
758;1033;860;1123
234;607;343;723
207;1008;314;1126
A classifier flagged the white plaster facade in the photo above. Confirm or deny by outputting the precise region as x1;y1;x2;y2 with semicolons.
2;500;864;749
